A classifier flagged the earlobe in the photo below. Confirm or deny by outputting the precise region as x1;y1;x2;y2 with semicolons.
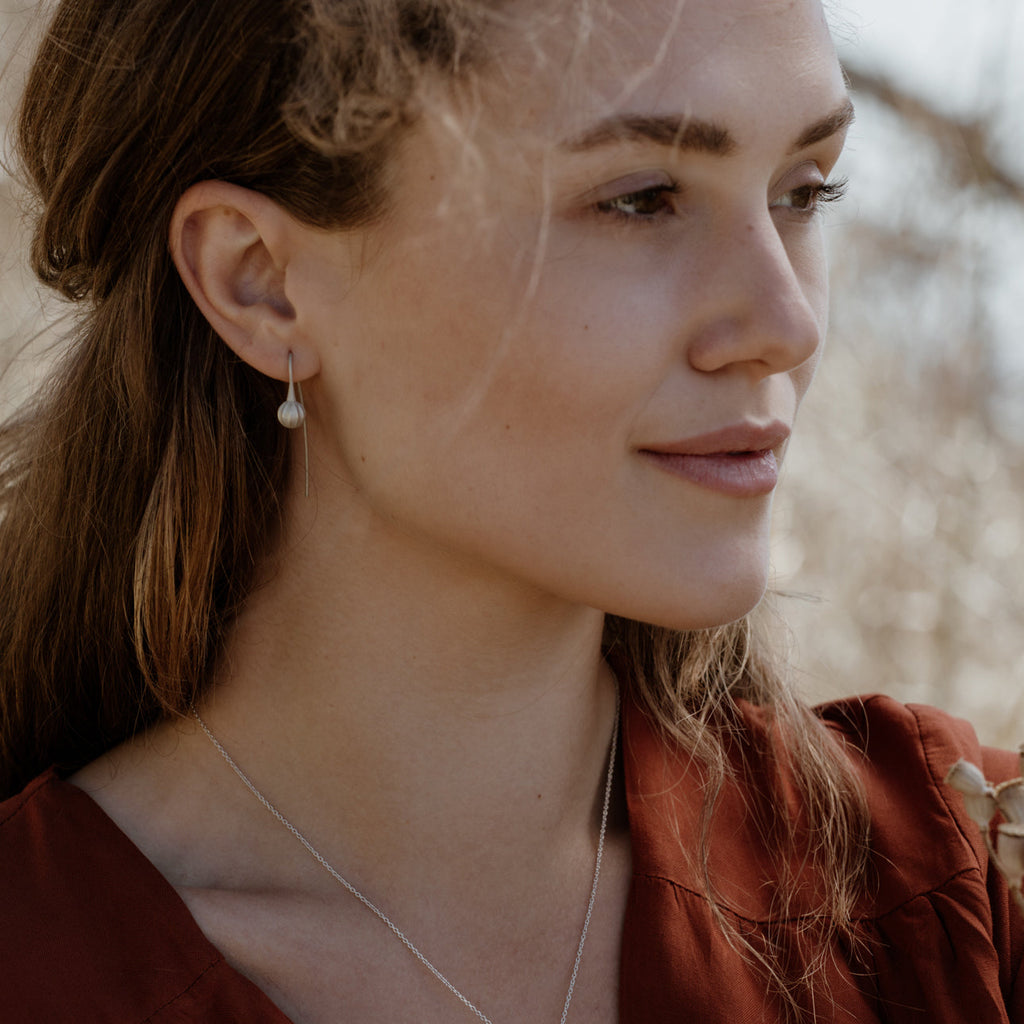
169;181;315;381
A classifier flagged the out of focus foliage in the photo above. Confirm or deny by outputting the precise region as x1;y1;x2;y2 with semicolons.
778;47;1024;745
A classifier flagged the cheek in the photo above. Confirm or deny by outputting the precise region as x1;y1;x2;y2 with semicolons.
303;248;783;629
356;227;663;446
794;357;821;407
789;227;830;401
316;253;633;520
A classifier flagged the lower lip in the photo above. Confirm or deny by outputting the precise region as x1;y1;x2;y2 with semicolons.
640;449;779;497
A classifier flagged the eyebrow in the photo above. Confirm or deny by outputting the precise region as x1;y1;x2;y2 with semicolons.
561;98;856;156
789;99;856;152
563;115;736;155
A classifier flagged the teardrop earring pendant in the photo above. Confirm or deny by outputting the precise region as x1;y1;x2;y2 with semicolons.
277;351;309;497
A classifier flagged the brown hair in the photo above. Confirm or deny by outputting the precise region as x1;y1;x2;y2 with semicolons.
0;0;480;788
0;0;869;1017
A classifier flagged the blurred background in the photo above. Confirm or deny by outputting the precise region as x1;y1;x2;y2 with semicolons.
777;0;1024;745
2;2;1023;744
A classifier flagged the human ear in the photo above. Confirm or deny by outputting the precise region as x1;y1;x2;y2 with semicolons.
169;180;318;381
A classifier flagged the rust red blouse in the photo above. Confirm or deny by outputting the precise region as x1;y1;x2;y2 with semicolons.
2;694;1022;1022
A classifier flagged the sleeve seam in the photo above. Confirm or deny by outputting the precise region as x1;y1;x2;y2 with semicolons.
140;956;226;1023
632;865;982;926
907;702;984;875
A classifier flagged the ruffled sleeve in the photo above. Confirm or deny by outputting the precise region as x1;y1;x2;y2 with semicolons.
620;692;1024;1023
820;696;1024;1022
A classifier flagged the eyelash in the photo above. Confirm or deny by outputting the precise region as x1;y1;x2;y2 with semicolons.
775;177;849;214
594;176;849;223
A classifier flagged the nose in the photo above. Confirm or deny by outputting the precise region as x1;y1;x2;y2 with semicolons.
685;214;825;380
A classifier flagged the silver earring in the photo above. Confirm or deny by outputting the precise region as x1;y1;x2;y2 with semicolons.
276;352;309;497
277;351;306;428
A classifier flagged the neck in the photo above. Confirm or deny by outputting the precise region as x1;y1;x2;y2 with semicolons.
191;491;619;896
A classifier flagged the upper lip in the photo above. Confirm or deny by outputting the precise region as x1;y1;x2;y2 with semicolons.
640;420;791;456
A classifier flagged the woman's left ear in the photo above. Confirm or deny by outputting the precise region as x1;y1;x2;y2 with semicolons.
169;180;319;381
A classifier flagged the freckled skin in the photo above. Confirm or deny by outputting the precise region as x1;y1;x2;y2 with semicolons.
285;0;849;633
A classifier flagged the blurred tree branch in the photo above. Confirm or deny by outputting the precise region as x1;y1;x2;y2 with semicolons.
844;63;1024;204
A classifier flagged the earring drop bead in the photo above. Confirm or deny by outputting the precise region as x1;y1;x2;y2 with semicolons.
277;399;305;429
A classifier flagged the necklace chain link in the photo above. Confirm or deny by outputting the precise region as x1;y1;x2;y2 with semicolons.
193;691;620;1024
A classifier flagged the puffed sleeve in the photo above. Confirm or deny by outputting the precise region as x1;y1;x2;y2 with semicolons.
820;696;1024;1022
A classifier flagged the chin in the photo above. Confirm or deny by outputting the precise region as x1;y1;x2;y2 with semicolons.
668;585;767;632
609;556;771;634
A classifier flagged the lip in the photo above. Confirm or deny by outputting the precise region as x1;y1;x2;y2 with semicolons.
639;421;791;498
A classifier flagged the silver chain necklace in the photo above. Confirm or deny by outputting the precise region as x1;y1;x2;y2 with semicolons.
192;691;620;1024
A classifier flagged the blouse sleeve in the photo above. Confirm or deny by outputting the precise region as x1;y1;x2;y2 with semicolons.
819;695;1024;1022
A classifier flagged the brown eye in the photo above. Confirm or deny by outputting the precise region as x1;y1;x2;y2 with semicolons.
784;186;817;211
771;178;849;215
597;184;679;220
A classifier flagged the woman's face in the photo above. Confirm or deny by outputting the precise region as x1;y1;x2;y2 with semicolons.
290;0;850;630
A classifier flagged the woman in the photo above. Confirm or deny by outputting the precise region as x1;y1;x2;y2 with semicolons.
0;0;1020;1021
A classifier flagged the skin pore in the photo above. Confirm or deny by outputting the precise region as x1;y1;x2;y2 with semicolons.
71;1;851;1022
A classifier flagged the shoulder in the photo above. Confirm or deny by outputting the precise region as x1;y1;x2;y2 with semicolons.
0;769;183;927
815;694;1020;894
816;692;1018;791
815;695;1024;1017
622;692;1024;1018
625;691;1019;898
0;771;286;1022
813;694;1019;888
